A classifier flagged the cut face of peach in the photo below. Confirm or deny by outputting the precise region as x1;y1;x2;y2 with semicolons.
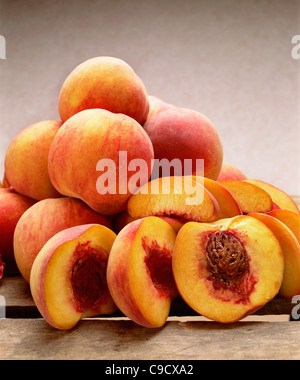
267;209;300;245
113;212;185;234
30;224;117;330
172;215;284;323
218;180;273;213
107;216;178;327
249;213;300;300
191;176;242;219
158;216;186;233
127;176;219;223
243;179;300;214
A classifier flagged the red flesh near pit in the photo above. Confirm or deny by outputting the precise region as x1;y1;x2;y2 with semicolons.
71;242;108;311
142;237;176;298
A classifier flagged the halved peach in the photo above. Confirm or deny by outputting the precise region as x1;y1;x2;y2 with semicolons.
218;180;273;213
127;176;219;223
192;176;242;219
30;224;117;330
113;210;186;234
107;216;178;327
172;215;284;323
243;179;300;214
249;213;300;300
267;209;300;245
158;216;186;233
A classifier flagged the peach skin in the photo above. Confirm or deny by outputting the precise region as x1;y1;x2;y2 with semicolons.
0;188;36;274
249;212;300;300
217;162;247;181
14;197;112;282
143;107;223;180
218;180;273;214
190;176;242;219
48;109;154;215
244;179;300;214
147;95;174;120
172;215;284;323
4;120;62;201
58;56;149;125
107;216;178;327
267;209;300;245
113;211;185;234
30;224;117;330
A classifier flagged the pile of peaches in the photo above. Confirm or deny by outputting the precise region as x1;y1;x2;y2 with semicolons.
1;56;299;329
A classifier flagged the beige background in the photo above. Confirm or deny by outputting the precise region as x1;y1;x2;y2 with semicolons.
0;0;299;195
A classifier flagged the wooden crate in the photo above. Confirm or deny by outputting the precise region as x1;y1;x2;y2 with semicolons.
0;196;299;360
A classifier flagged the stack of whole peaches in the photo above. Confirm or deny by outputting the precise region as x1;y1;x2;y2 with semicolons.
1;56;299;329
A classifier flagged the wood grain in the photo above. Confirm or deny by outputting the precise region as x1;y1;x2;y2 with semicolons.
0;276;294;318
0;318;299;360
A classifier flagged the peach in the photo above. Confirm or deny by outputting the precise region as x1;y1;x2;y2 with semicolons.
158;216;186;233
113;210;137;234
0;189;36;274
143;107;223;180
30;224;117;330
249;213;300;300
14;197;112;282
146;95;174;120
244;179;300;214
218;180;273;213
58;56;149;125
267;209;300;245
217;162;247;181
4;120;62;200
192;176;242;219
127;176;219;223
172;215;284;323
0;173;10;189
48;109;154;215
113;210;186;234
107;216;178;327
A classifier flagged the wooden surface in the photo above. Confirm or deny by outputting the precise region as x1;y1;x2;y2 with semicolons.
1;318;300;360
0;196;300;360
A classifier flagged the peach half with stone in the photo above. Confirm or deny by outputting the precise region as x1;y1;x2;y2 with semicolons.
30;224;117;330
172;215;284;323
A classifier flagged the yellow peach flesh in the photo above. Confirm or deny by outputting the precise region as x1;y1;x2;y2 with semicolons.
172;215;284;323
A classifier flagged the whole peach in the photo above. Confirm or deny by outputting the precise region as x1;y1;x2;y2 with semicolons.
4;120;62;200
58;56;149;125
48;109;154;215
0;189;36;274
217;162;247;181
143;107;223;180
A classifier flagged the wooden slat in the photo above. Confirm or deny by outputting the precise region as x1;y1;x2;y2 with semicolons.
0;318;299;360
0;275;294;319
